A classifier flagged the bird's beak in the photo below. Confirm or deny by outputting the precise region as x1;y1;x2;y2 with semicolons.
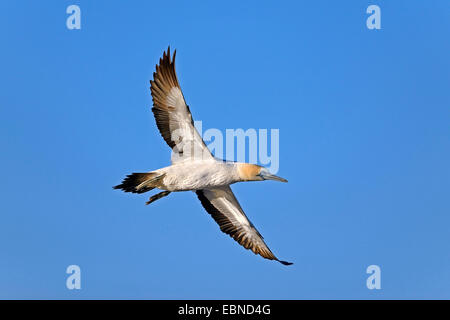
261;172;288;183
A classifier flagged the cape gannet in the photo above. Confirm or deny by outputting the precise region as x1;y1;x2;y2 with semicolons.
114;47;292;265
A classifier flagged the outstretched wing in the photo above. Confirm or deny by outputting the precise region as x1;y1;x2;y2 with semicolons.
196;186;292;265
150;47;213;163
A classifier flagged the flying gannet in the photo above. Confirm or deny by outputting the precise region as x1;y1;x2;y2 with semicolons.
114;47;292;265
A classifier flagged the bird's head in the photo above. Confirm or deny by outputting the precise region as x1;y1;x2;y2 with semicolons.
237;163;288;183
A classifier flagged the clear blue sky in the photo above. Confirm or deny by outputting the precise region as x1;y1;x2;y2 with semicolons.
0;1;449;299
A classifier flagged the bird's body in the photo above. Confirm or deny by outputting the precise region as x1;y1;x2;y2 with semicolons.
114;47;292;265
154;160;239;191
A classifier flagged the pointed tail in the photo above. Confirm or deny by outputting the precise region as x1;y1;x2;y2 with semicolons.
113;172;165;194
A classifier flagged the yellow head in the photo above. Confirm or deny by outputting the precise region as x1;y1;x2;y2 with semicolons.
237;163;288;182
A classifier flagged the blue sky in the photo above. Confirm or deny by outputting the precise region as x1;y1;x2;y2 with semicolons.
0;1;449;299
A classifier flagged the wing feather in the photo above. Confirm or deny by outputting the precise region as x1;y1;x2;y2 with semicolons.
196;186;292;265
150;47;212;162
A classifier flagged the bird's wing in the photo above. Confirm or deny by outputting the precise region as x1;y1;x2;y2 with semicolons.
150;47;213;163
196;186;292;265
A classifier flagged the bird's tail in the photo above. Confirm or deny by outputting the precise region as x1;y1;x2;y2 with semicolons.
113;172;166;194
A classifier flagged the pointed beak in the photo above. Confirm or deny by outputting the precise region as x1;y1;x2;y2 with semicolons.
261;172;288;183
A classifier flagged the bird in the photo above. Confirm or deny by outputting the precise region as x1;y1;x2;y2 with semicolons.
114;47;292;266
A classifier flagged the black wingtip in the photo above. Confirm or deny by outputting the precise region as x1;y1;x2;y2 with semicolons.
279;260;293;266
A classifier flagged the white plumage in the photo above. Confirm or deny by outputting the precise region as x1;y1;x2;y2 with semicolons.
155;160;239;191
114;47;291;265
